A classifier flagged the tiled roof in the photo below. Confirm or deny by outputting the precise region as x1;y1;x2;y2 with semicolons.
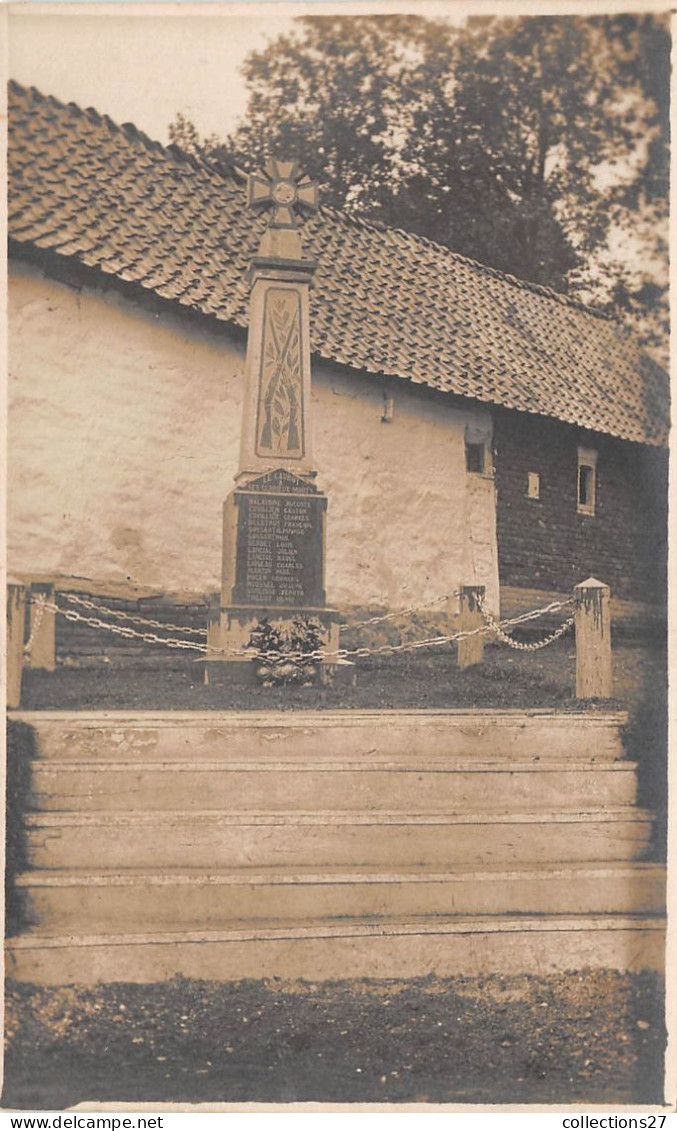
8;81;669;447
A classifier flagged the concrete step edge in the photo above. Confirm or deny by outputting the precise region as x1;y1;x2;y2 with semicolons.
7;914;666;950
24;808;652;828
31;760;638;773
16;862;666;888
8;709;630;725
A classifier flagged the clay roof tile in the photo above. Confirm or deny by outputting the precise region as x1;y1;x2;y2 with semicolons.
7;79;668;447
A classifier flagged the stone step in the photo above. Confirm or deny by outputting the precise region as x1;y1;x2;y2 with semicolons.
28;759;638;813
9;709;628;763
25;809;652;870
16;863;665;934
6;915;666;985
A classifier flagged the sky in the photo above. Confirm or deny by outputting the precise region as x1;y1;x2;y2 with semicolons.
7;6;298;144
5;0;472;144
7;1;668;149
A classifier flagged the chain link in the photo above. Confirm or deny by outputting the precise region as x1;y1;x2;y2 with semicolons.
341;589;461;632
61;592;208;636
63;588;461;643
44;601;220;654
23;592;47;658
46;591;576;664
45;598;480;661
477;593;575;651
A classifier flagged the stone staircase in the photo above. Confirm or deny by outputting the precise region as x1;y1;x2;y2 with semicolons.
6;710;666;985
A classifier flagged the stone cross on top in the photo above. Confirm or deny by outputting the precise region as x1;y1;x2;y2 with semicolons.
247;158;318;231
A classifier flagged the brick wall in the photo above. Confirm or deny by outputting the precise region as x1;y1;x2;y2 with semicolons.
493;410;667;603
55;597;211;666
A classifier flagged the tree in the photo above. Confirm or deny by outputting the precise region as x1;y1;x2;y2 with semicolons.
170;17;419;214
575;15;669;356
393;18;628;288
169;14;668;356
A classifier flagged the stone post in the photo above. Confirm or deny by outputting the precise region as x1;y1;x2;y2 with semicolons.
457;585;486;669
7;582;26;708
26;583;56;671
574;577;612;700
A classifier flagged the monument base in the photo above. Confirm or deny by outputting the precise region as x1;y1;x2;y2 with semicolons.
204;605;351;688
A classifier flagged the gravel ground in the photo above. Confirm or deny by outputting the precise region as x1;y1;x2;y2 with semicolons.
2;972;666;1109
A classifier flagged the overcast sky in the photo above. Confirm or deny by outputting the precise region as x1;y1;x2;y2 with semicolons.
8;7;298;144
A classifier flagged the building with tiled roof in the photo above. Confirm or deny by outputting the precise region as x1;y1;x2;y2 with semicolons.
7;81;668;623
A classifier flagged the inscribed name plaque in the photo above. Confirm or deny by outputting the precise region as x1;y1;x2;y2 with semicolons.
230;469;326;608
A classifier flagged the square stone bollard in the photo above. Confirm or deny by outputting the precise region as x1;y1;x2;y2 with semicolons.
574;578;612;700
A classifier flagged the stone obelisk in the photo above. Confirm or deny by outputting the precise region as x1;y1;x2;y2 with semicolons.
206;159;339;678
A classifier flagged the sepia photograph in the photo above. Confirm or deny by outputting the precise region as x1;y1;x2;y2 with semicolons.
3;0;671;1111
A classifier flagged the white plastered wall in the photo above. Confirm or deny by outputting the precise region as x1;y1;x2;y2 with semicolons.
8;260;499;612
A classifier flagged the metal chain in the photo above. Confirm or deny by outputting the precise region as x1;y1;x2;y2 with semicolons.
47;592;575;664
46;598;478;661
65;586;461;638
44;600;219;654
23;593;47;658
61;592;208;637
477;593;575;652
341;589;461;632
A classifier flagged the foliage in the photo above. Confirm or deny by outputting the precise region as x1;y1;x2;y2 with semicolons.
247;617;285;657
247;616;325;686
170;17;415;214
580;15;669;357
169;13;668;359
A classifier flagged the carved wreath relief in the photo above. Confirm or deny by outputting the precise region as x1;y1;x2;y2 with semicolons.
256;288;304;458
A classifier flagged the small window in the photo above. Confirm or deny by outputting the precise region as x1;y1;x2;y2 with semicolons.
577;446;597;515
465;442;485;474
526;471;540;500
579;466;594;506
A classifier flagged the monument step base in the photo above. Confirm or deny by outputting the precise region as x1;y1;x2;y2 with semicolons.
29;759;639;813
8;709;629;763
6;915;666;985
202;658;262;687
15;863;666;933
23;808;653;870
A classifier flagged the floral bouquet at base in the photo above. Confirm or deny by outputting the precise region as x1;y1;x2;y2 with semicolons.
247;616;326;687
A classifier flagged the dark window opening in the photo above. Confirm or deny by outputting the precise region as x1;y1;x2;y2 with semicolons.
578;465;595;512
465;442;485;474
